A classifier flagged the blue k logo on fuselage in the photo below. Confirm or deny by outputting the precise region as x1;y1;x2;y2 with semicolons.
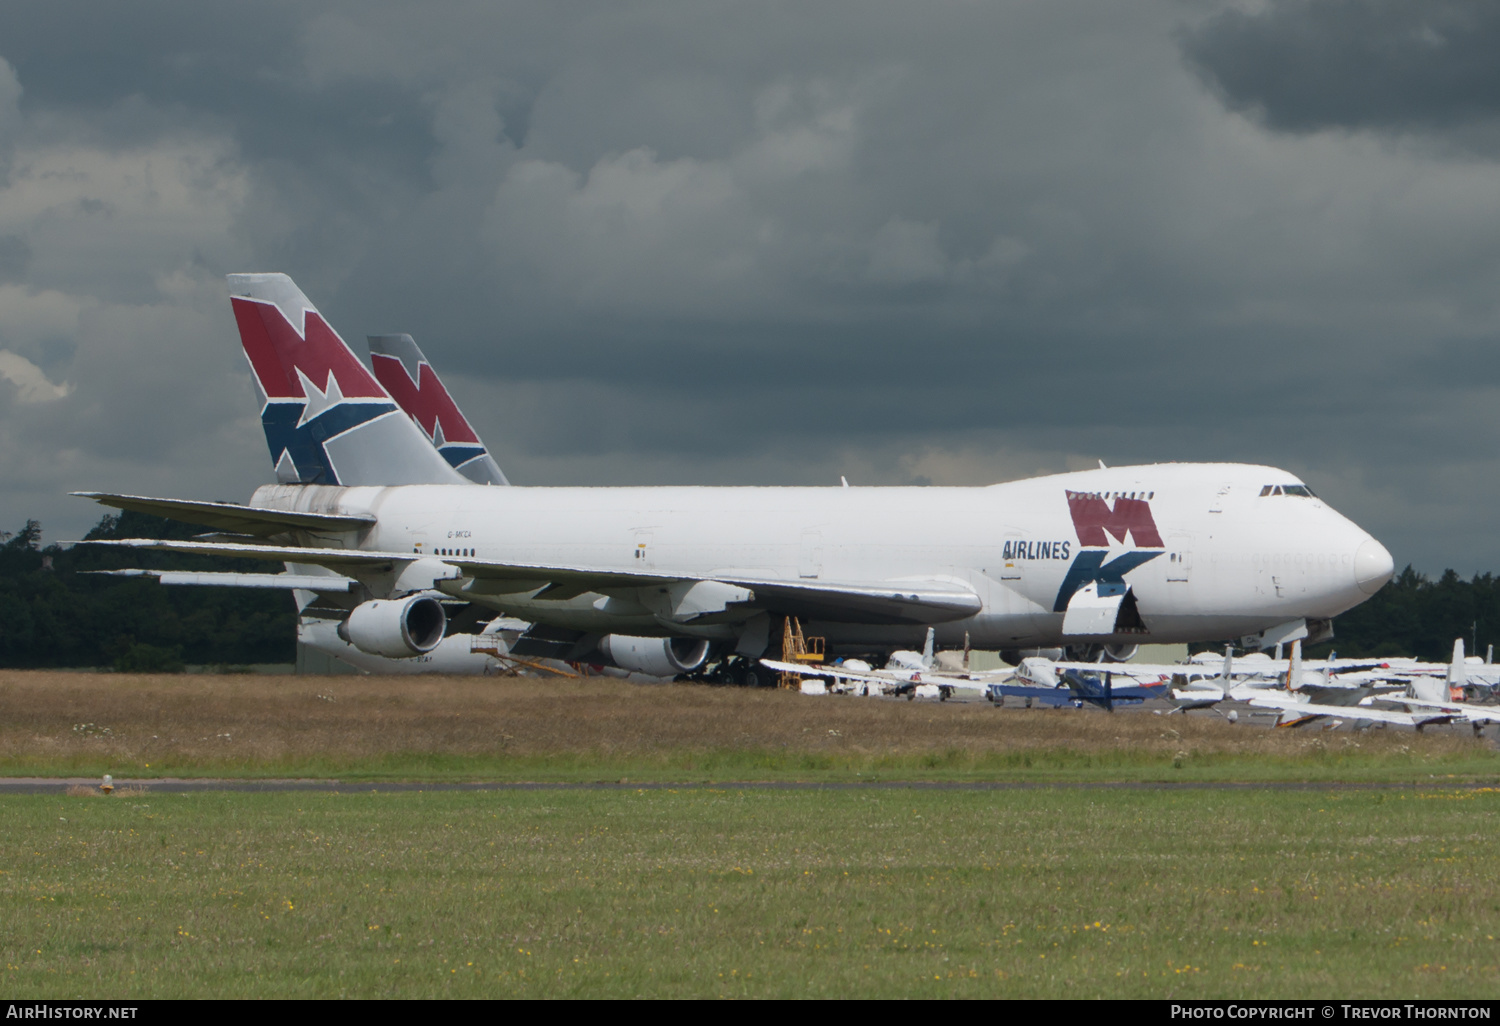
1048;490;1166;611
1051;549;1161;611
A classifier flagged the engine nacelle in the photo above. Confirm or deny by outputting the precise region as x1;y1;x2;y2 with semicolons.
1002;647;1064;666
1062;643;1138;663
338;595;447;658
596;635;711;677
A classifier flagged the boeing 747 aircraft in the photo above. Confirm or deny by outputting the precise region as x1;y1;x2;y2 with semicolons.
77;274;1395;674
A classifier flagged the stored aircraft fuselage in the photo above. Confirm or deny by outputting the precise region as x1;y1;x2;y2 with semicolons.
250;459;1393;652
85;273;1395;665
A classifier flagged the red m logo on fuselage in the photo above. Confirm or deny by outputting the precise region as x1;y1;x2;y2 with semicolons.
1066;490;1164;548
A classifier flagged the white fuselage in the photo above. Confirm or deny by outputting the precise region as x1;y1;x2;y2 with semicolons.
252;462;1392;652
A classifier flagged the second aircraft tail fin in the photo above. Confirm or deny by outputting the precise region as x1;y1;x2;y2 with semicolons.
368;334;508;485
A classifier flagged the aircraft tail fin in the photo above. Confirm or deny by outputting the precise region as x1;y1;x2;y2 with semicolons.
227;274;467;487
1440;636;1464;702
1447;638;1468;688
368;334;509;485
1401;639;1464;705
1287;639;1303;691
921;627;936;669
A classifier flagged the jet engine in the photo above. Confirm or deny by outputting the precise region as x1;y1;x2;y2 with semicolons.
1061;643;1139;663
596;635;711;677
338;595;447;658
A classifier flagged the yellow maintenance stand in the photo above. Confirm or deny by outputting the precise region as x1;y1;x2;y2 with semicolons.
778;616;826;689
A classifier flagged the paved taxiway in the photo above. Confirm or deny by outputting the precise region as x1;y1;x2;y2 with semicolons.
3;779;1496;794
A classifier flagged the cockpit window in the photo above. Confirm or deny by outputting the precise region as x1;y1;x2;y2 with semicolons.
1260;484;1316;497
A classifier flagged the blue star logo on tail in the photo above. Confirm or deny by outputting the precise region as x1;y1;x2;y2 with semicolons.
261;372;396;485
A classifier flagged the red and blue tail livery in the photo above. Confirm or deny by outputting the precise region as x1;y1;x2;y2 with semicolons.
369;334;508;485
227;274;468;487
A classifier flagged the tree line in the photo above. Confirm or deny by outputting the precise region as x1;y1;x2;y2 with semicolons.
1305;565;1500;662
0;513;294;670
0;513;1494;668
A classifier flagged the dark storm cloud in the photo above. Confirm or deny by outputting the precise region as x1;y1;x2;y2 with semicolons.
1183;0;1500;136
2;2;432;168
0;1;1498;576
0;236;29;282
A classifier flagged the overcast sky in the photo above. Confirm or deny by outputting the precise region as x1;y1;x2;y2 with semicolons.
1;1;1498;574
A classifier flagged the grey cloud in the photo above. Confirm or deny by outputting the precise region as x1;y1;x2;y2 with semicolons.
0;235;30;282
1183;0;1500;139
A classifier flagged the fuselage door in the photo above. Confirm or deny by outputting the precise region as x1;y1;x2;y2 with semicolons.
1166;532;1192;582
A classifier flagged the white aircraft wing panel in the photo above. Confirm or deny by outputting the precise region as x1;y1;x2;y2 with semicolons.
758;659;987;690
1050;661;1177;681
1383;697;1500;725
83;539;981;625
74;492;376;536
724;577;980;625
1246;693;1452;728
87;568;355;590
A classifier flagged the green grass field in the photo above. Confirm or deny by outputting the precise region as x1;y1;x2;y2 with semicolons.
4;786;1499;998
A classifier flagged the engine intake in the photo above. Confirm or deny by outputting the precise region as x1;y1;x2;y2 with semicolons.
596;635;710;677
339;595;447;658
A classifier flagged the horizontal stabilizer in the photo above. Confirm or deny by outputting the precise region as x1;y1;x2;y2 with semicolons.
87;568;355;590
73;492;375;536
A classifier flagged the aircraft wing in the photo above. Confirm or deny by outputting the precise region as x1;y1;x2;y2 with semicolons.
758;658;988;691
724;578;980;624
86;568;356;590
1246;692;1454;728
1050;661;1175;683
82;539;982;625
1382;697;1500;725
758;659;899;689
74;492;375;537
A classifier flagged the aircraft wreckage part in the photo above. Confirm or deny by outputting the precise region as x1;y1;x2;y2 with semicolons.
339;595;447;658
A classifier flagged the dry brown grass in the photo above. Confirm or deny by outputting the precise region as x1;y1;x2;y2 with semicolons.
0;669;1489;780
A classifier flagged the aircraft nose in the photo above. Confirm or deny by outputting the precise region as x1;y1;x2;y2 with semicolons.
1353;537;1394;595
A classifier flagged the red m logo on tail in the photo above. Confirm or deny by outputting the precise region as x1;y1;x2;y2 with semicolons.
370;355;482;446
1067;491;1164;548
